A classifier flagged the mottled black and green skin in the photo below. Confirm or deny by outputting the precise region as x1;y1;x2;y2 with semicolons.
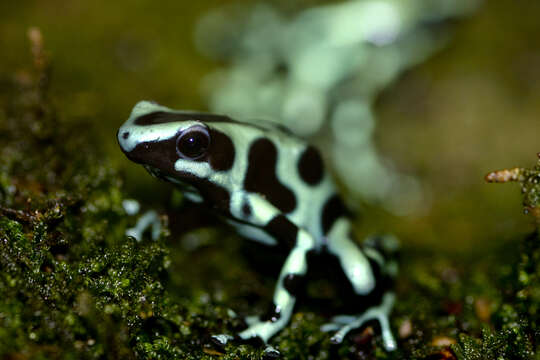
117;100;398;350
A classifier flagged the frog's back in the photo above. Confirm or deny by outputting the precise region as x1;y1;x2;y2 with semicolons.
209;119;347;245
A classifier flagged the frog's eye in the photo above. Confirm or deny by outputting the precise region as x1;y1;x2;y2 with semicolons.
176;125;211;160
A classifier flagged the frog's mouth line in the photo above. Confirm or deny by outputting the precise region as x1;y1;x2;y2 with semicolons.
144;165;167;181
144;166;196;192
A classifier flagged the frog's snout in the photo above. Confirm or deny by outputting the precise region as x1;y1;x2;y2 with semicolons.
117;127;129;151
117;124;142;165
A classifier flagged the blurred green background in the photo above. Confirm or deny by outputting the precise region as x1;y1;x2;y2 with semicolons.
2;0;540;255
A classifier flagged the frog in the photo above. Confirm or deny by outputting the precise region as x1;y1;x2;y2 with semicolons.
117;100;399;353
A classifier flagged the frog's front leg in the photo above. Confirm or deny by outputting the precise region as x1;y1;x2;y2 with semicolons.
238;228;314;343
215;193;317;348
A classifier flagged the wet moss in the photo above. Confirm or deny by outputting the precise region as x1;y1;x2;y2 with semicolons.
446;162;540;360
449;231;539;360
452;326;533;360
0;30;170;359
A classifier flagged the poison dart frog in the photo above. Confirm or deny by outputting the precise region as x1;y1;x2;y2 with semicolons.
117;100;398;353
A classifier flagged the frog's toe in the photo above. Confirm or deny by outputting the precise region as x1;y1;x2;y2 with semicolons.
210;333;234;347
323;318;396;350
263;345;281;359
330;332;346;344
321;322;340;333
327;315;357;326
320;323;351;344
238;317;288;345
320;315;355;333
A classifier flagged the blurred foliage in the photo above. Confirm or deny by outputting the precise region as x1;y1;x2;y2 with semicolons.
194;0;479;212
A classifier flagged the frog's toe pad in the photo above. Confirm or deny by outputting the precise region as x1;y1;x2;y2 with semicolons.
330;333;345;345
321;315;357;331
320;320;354;344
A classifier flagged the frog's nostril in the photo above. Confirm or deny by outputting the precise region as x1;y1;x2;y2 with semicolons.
117;129;130;151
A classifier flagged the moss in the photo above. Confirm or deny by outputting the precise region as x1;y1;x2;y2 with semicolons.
0;30;168;359
449;162;540;360
452;326;533;360
0;29;255;360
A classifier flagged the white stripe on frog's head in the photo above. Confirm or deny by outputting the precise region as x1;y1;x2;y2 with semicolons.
117;101;201;153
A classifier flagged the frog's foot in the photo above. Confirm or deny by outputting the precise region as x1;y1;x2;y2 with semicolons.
210;333;280;358
321;292;397;351
125;209;161;241
210;334;234;347
237;316;288;345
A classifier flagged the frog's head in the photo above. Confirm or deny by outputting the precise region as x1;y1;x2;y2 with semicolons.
117;101;236;185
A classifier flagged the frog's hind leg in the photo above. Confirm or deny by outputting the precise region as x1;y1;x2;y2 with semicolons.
324;217;399;351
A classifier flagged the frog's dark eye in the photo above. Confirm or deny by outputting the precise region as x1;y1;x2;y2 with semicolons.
176;125;211;160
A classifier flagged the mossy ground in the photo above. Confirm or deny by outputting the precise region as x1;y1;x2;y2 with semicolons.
2;7;540;360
